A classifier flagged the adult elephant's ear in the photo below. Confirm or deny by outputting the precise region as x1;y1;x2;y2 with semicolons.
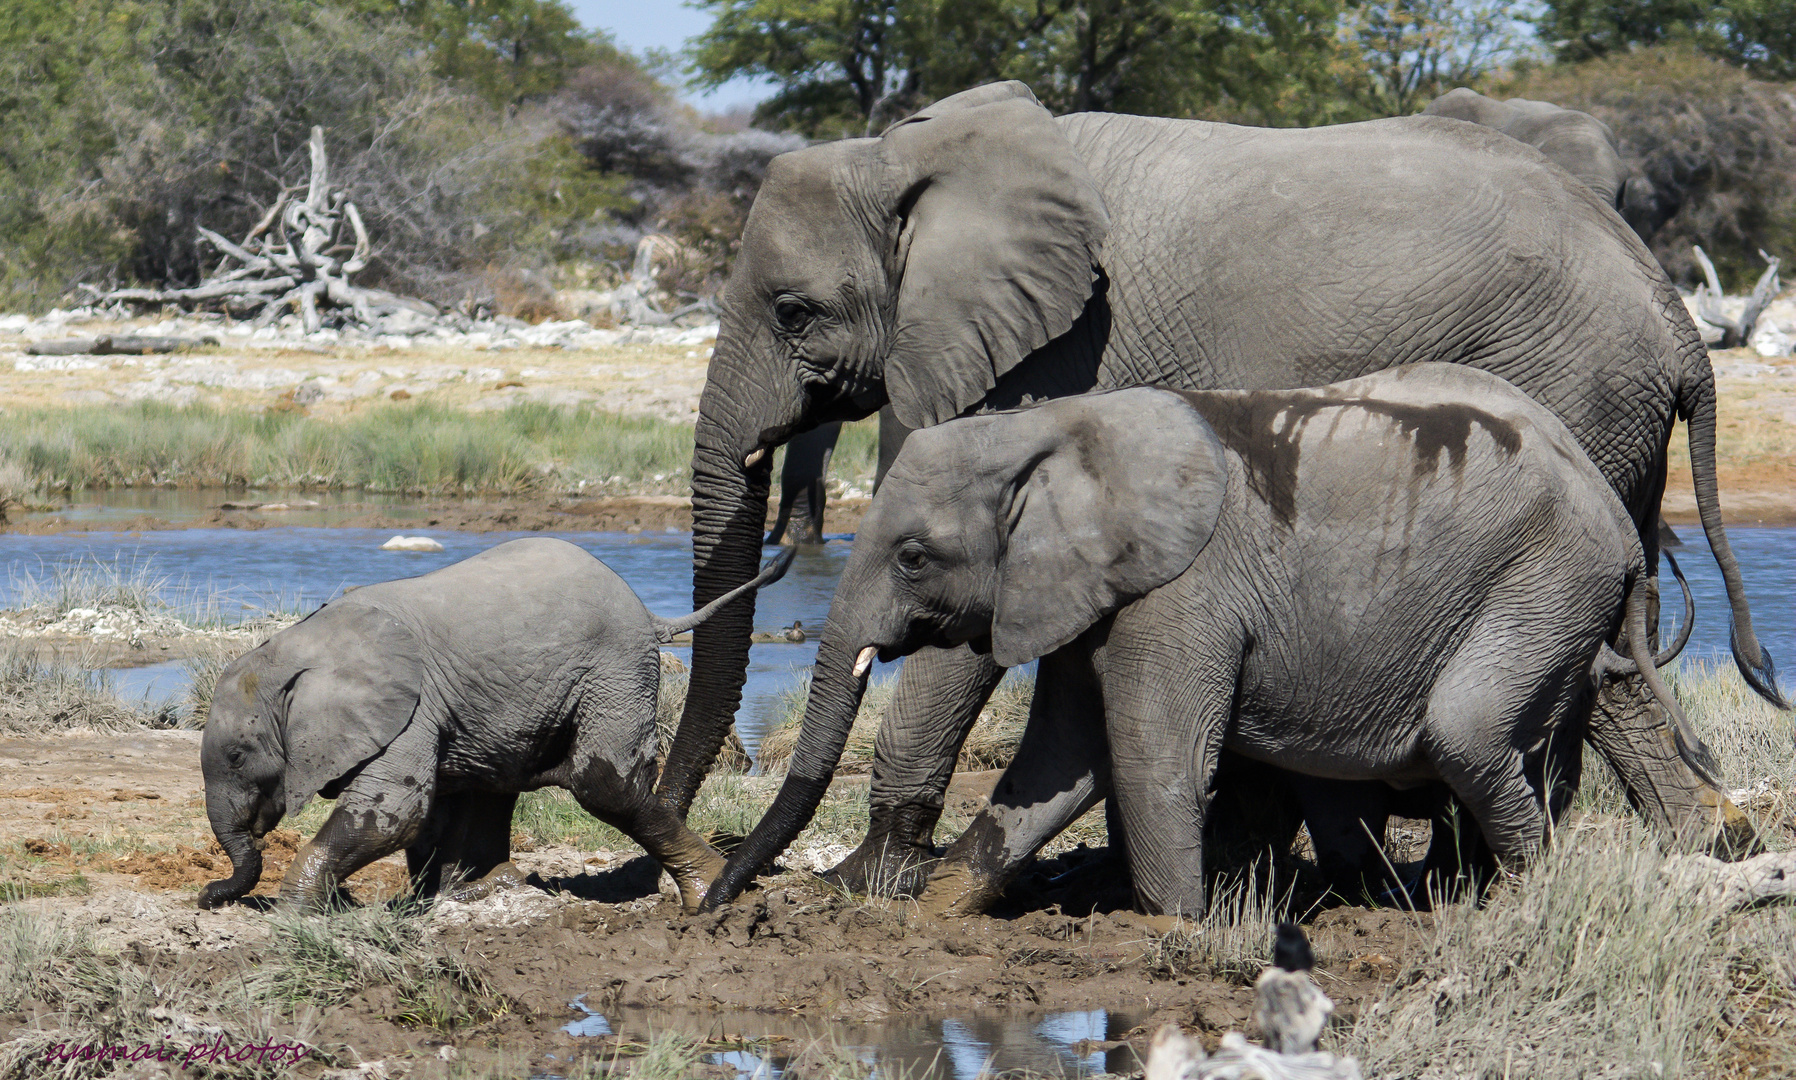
990;389;1228;668
272;603;424;817
878;81;1109;430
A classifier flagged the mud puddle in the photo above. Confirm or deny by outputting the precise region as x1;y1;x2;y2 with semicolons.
556;1001;1143;1079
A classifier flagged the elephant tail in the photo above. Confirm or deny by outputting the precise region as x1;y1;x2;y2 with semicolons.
653;546;795;643
1678;365;1788;709
1607;562;1724;790
1595;551;1695;674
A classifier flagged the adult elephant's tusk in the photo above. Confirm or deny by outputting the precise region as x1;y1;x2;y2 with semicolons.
853;646;878;678
743;448;766;468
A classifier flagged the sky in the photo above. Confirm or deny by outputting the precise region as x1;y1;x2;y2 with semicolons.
566;0;776;113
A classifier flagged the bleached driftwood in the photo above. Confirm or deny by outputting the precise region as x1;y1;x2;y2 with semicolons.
25;334;218;356
1662;849;1796;912
1144;969;1362;1080
1693;246;1781;349
85;127;435;333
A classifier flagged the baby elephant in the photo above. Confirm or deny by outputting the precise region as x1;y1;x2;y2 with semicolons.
198;537;792;913
707;365;1741;916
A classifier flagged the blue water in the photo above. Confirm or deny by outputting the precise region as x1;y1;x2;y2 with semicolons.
557;1000;1132;1080
0;528;896;749
2;524;1790;741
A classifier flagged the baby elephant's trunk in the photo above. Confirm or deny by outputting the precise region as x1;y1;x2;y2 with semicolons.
199;816;263;910
652;546;795;642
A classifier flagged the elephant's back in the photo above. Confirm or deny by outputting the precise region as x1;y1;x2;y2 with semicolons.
1054;109;1693;514
348;537;652;654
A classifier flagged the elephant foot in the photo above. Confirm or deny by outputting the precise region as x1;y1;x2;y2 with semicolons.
1688;790;1761;861
915;861;1004;919
822;803;944;898
442;861;528;903
658;836;726;914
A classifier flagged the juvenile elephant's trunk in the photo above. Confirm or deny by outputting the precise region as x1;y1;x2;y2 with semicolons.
198;809;263;910
702;638;873;908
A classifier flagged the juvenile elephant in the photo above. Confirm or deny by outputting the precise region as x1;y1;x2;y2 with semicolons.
198;538;792;913
665;80;1781;900
1422;88;1674;242
705;368;1750;916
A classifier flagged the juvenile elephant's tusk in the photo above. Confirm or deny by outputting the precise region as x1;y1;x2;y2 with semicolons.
853;646;878;678
743;448;766;468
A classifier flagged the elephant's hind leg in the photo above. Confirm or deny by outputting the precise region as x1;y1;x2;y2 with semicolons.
1421;644;1592;870
407;790;523;901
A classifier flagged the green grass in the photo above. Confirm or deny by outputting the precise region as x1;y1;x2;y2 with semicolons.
756;670;1033;775
0;400;696;495
0;401;887;497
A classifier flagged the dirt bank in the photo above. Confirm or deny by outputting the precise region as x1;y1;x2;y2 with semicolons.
2;495;875;538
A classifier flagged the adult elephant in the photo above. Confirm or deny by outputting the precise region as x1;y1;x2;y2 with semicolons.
1423;88;1675;243
661;82;1782;897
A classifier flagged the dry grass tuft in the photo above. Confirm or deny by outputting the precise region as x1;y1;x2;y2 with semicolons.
754;671;1034;776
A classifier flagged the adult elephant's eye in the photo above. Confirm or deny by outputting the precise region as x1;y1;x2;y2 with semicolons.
897;542;929;574
774;298;814;334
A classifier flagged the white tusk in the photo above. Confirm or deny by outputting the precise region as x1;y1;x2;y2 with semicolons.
853;646;878;678
743;448;766;468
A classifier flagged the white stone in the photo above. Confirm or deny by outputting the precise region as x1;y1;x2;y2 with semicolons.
380;535;445;552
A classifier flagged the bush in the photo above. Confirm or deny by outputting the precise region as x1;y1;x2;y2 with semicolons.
1502;46;1796;289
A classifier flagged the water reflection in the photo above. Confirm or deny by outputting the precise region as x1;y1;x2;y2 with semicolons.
559;1000;1140;1079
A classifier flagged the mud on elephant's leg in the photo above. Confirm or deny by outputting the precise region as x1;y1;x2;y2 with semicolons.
823;642;1007;898
283;801;426;910
1588;672;1759;858
922;651;1108;918
407;790;525;902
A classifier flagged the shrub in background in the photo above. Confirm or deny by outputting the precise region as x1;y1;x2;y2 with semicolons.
1503;46;1796;289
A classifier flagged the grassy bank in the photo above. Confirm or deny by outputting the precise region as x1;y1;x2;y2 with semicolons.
0;400;881;498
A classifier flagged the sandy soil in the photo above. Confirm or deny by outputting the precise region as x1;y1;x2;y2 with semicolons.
0;728;1425;1076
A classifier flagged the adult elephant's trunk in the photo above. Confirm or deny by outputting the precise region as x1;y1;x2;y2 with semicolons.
657;341;784;817
198;806;263;910
702;638;872;908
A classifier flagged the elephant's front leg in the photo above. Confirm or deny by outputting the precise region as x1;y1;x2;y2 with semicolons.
407;790;524;902
282;726;438;909
823;641;1008;898
920;650;1108;917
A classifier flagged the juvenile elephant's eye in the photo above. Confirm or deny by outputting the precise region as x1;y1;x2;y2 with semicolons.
774;298;814;334
227;748;246;767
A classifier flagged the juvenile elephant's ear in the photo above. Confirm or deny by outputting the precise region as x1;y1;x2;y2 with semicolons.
270;603;424;816
878;82;1109;430
991;389;1228;668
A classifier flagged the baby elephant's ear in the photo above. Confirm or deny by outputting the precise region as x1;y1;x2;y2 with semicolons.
275;603;424;817
992;388;1228;668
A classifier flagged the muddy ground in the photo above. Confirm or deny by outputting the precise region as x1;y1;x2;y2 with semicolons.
0;729;1425;1078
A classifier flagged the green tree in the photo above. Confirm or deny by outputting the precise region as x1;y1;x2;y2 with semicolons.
1336;0;1535;117
380;0;615;106
1533;0;1796;77
689;0;1356;132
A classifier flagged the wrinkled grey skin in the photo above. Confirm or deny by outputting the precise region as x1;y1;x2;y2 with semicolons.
706;371;1754;915
198;538;790;913
666;80;1783;901
1423;88;1675;242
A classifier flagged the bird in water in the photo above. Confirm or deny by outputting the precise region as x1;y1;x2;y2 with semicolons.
781;620;806;643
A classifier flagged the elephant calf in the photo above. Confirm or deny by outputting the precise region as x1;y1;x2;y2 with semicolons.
706;365;1743;916
198;537;791;913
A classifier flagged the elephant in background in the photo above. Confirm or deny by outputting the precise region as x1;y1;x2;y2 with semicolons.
706;371;1754;915
665;80;1782;903
198;538;792;913
1423;88;1676;242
